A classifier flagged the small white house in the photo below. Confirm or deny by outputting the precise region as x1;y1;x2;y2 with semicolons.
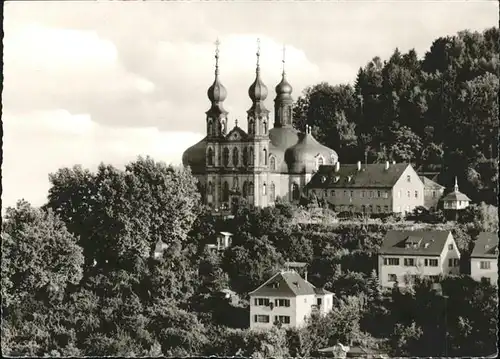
249;270;334;330
470;232;498;285
207;231;233;252
443;177;471;210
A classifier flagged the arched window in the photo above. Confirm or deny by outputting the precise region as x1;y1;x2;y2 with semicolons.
292;183;300;201
263;121;268;134
249;182;254;196
270;156;276;171
233;177;239;190
232;147;239;167
223;181;229;202
270;182;276;201
263;183;267;195
207;148;214;166
242;181;248;197
263;149;268;165
208;120;213;136
249;119;254;135
249;147;254;166
207;181;213;195
223;147;229;167
242;147;248;166
316;156;324;170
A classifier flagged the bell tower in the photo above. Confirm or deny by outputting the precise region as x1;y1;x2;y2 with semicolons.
274;45;294;128
246;38;271;207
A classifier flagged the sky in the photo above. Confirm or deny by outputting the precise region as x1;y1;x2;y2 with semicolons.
2;0;498;210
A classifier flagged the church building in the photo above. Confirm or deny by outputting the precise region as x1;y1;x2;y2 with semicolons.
182;40;338;212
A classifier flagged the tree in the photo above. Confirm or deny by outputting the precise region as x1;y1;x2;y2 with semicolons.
222;234;284;295
1;200;84;357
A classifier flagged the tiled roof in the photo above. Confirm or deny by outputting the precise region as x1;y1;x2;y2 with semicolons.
313;287;333;295
379;230;452;256
471;232;499;258
420;176;445;189
307;163;412;189
249;271;316;297
443;190;471;201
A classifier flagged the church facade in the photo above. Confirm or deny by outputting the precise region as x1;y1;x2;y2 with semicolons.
182;41;338;212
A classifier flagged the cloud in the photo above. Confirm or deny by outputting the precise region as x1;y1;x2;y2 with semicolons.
1;110;204;209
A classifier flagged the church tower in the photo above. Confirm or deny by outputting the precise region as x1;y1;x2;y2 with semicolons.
246;39;271;207
274;46;294;128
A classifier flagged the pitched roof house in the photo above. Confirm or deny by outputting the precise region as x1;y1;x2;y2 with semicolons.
249;270;333;329
307;161;424;214
378;230;461;287
470;232;498;285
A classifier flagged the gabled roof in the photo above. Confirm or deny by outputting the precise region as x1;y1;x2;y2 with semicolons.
307;163;412;189
420;176;445;189
249;271;316;297
314;287;333;295
379;230;452;256
443;190;471;202
471;232;499;258
225;126;248;141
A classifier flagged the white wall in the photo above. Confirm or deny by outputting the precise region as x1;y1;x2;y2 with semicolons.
471;258;498;285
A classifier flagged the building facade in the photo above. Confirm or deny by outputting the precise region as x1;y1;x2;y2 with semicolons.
306;162;424;215
419;176;445;211
182;41;338;213
249;270;333;330
470;232;498;285
378;230;461;288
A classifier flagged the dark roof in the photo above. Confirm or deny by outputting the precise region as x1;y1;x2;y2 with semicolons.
443;190;471;201
313;287;333;295
471;232;499;258
379;230;452;256
420;176;445;189
181;137;207;173
307;163;413;189
249;271;316;297
284;132;338;174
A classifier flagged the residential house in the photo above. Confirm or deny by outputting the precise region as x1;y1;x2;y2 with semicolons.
378;230;461;288
443;177;471;210
306;161;424;215
153;239;169;260
249;270;333;329
207;231;233;252
419;176;445;211
470;232;498;285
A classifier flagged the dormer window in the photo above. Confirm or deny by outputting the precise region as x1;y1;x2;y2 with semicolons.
334;176;340;183
321;176;327;183
347;176;352;182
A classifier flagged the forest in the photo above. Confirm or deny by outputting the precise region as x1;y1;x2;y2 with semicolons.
293;27;498;205
2;28;498;357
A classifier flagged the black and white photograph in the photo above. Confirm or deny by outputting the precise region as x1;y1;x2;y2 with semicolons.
1;0;498;357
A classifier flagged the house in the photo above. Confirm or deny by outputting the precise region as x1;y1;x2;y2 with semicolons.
207;231;233;252
443;177;471;211
153;239;169;260
378;230;461;288
306;161;424;215
419;176;445;211
470;232;498;285
249;270;333;329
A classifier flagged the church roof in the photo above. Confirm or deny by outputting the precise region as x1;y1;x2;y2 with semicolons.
471;232;499;258
307;163;412;189
181;137;207;173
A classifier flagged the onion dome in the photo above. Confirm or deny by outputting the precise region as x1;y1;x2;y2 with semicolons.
207;39;227;113
275;46;293;100
248;39;268;102
182;137;207;174
285;126;338;174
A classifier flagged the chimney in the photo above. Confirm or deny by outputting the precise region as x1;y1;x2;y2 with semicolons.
357;161;361;171
335;162;340;172
385;161;390;170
